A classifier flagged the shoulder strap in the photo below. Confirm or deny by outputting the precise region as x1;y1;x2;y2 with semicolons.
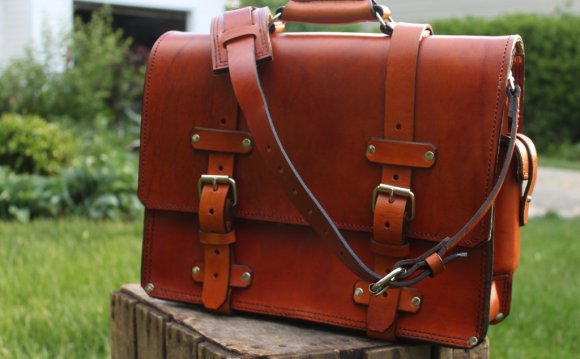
214;7;520;287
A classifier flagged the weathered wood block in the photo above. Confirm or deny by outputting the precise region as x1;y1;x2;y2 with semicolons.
111;284;489;359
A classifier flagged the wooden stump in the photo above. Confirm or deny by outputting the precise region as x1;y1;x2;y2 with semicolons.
111;284;489;359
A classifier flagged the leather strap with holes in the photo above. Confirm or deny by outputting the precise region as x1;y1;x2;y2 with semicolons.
367;23;431;339
216;7;521;286
197;70;239;313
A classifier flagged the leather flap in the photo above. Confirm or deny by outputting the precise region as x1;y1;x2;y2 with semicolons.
139;31;523;247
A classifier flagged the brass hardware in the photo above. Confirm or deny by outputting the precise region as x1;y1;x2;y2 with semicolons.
367;145;376;154
424;151;435;161
369;267;403;296
191;134;201;143
241;272;252;282
192;266;201;276
372;184;415;220
197;175;237;206
468;336;478;347
411;296;421;307
526;196;532;203
242;138;252;147
145;283;155;293
354;287;364;297
495;312;505;321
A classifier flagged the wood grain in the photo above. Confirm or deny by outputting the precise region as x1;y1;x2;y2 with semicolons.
111;285;490;359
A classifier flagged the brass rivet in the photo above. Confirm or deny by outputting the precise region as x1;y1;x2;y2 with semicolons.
367;145;376;154
495;312;505;321
468;336;478;347
354;287;364;297
526;196;532;203
192;266;201;276
145;283;155;293
242;138;252;147
411;296;421;307
191;134;201;143
424;151;435;161
241;272;252;281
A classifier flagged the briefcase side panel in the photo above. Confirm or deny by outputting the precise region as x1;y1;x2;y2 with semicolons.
139;31;519;248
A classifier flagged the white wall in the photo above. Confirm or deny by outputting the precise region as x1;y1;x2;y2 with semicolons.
0;0;225;67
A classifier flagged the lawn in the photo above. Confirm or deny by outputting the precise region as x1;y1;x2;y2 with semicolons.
0;216;578;358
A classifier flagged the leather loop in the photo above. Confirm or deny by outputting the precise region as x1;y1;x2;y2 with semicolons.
366;138;436;168
425;253;445;277
200;231;237;245
516;133;537;226
192;128;253;154
219;24;260;47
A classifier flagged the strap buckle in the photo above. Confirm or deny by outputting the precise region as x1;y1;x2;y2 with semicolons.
372;184;415;221
369;267;403;296
198;174;238;206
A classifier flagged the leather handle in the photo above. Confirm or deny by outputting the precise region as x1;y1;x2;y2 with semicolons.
278;0;390;24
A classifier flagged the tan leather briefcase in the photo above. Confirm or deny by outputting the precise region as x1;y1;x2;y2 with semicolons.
138;0;538;348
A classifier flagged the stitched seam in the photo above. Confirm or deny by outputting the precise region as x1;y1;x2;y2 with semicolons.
476;243;486;337
139;31;172;203
397;328;467;346
149;287;366;327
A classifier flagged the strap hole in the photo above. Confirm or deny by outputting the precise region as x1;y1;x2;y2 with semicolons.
277;166;284;174
393;174;399;181
323;230;329;236
209;208;215;215
382;292;387;297
218;165;224;171
213;273;219;278
384;221;391;229
395;123;402;130
307;209;313;215
266;145;272;152
214;249;220;255
291;188;298;196
220;118;226;125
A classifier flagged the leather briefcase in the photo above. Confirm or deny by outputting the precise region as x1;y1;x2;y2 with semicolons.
138;1;538;348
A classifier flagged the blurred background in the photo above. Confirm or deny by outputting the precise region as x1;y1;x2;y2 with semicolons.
0;0;578;358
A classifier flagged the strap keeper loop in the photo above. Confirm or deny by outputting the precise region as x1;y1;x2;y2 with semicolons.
425;253;445;277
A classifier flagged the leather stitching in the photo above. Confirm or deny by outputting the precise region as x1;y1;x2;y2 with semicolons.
138;31;172;203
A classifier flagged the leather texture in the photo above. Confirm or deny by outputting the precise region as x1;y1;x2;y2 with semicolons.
281;0;390;24
139;5;531;349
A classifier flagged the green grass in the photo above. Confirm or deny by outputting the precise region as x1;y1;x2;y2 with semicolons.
0;219;142;358
488;215;580;358
0;216;578;357
539;156;580;171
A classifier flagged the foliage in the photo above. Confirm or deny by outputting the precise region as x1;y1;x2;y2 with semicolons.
0;6;145;130
431;12;580;151
0;131;141;221
0;114;76;175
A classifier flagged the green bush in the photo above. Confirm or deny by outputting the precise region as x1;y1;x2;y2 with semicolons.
0;114;76;175
0;6;145;130
431;12;580;151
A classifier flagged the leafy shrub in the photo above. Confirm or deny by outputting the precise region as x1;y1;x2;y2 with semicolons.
0;114;76;175
431;12;580;151
0;6;145;130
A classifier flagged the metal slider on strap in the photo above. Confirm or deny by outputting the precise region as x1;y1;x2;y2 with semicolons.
198;174;238;206
372;184;415;220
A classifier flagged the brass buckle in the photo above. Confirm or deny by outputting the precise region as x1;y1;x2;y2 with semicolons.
197;174;237;206
372;184;415;221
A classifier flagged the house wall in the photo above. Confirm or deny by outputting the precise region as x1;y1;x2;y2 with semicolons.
0;0;225;67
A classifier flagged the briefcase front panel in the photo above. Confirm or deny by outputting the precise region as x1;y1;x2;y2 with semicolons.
139;30;525;347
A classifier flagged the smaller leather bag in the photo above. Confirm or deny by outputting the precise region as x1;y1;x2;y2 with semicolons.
138;0;538;348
